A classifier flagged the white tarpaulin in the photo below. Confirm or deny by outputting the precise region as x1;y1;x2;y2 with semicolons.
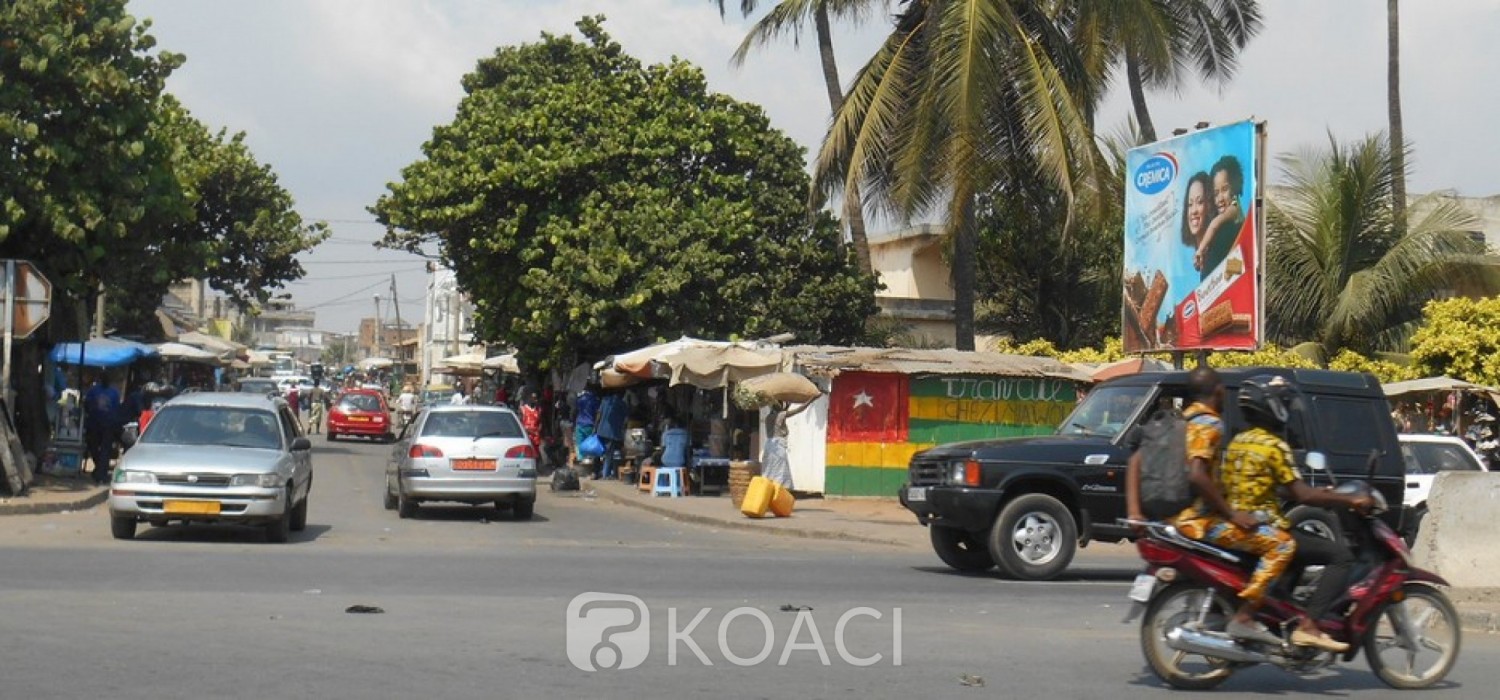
154;342;224;365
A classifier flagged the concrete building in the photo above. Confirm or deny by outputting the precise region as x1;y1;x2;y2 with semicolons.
869;224;957;347
421;265;484;386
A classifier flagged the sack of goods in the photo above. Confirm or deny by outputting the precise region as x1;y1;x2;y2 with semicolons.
735;372;821;408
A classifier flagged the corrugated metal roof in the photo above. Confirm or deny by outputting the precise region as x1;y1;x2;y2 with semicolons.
786;345;1092;383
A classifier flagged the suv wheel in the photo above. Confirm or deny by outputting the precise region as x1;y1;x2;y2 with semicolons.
110;515;137;540
988;493;1077;580
930;526;995;572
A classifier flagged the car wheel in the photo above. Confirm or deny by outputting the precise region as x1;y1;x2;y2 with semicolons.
382;431;395;444
930;526;996;572
1404;506;1427;548
289;490;309;532
988;493;1077;581
326;431;337;442
110;515;137;540
383;482;398;510
397;489;418;519
266;490;292;543
513;500;535;520
1288;505;1347;546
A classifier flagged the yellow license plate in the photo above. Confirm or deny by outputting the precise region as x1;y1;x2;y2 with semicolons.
348;416;370;422
451;459;497;471
164;500;220;515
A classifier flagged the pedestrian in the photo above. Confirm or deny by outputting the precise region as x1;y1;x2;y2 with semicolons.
574;382;600;468
307;385;326;434
520;391;542;450
397;384;417;429
450;386;470;405
760;398;814;490
83;372;121;485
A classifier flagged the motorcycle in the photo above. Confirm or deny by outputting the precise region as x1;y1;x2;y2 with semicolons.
1124;454;1461;690
1463;411;1498;470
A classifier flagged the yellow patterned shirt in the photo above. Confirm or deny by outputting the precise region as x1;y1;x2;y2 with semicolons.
1218;426;1301;528
1174;402;1225;522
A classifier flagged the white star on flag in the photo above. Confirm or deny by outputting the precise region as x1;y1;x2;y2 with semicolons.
853;389;874;408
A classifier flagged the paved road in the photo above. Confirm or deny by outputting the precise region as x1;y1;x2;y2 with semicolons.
1;438;1496;699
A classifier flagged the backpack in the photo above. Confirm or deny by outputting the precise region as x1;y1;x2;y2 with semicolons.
1136;408;1194;519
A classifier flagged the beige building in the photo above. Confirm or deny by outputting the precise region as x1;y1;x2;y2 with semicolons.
869;224;957;347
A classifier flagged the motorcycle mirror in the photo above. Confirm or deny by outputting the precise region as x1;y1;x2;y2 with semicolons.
1304;451;1327;472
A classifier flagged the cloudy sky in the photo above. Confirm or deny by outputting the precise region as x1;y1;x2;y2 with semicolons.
128;0;1499;334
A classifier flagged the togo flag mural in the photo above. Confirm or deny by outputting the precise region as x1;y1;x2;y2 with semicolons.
1122;120;1265;353
824;372;1076;497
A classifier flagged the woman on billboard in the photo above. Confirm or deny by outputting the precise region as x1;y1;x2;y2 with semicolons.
1179;171;1218;256
1194;155;1246;278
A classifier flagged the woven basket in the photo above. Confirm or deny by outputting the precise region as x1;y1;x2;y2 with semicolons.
728;460;761;508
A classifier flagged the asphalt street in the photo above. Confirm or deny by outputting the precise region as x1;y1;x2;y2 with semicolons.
1;438;1496;699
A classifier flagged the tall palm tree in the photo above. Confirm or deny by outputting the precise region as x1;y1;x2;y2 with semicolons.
815;1;1105;351
1265;133;1496;358
715;0;887;275
1074;0;1262;143
1388;0;1407;228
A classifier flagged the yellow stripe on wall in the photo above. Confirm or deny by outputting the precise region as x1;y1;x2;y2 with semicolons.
908;396;1072;426
826;441;937;470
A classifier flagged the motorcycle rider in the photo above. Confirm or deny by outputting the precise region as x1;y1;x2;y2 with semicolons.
1175;375;1372;652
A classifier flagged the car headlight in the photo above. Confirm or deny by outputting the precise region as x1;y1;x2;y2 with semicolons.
230;473;282;488
948;460;982;487
114;470;157;484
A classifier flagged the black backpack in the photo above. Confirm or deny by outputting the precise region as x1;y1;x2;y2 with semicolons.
1136;408;1195;519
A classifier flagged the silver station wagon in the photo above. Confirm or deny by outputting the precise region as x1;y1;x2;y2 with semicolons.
385;405;538;519
109;393;314;542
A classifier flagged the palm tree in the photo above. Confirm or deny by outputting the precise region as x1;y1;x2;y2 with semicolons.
814;1;1105;351
714;0;887;275
1074;0;1262;143
1388;0;1407;227
1265;133;1496;358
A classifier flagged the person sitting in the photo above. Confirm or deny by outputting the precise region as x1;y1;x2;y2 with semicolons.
660;417;691;469
1176;375;1371;652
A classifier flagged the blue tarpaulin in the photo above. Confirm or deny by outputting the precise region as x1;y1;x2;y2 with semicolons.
48;338;160;368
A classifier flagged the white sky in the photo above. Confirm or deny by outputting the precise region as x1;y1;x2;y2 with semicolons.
127;0;1500;334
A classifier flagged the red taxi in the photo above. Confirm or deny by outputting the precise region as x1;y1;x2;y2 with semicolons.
327;389;394;442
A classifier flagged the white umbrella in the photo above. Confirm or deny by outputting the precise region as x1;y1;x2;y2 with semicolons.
359;357;394;370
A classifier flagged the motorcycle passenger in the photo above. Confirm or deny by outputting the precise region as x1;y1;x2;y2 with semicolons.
1127;367;1247;531
1178;375;1371;652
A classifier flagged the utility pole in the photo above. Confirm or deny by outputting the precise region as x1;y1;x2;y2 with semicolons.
450;286;459;356
373;294;382;360
389;274;405;384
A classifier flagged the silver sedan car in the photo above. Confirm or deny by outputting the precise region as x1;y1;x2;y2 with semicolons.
109;393;314;542
385;405;538;519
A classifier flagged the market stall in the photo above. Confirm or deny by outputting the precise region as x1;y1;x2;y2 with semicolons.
1383;376;1500;435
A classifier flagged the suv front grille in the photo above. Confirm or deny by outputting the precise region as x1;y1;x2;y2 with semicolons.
156;474;232;487
909;458;945;487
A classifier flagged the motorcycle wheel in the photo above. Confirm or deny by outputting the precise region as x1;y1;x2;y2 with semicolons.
1140;583;1237;690
1363;582;1461;689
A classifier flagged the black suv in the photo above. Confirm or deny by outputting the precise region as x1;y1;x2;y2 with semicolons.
899;367;1408;580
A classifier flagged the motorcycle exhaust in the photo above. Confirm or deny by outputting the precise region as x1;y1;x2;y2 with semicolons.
1165;626;1273;664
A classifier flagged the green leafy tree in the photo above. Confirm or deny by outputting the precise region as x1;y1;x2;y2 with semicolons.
815;1;1106;351
1410;297;1500;386
0;0;183;305
373;17;877;371
1265;133;1498;358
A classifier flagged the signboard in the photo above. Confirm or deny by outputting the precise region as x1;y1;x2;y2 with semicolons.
1121;121;1265;353
2;259;52;339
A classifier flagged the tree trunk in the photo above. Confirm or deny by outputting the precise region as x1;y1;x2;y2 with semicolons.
814;3;872;276
1125;50;1157;143
1388;0;1407;229
952;195;977;351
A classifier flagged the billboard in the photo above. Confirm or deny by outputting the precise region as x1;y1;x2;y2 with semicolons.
1122;120;1264;353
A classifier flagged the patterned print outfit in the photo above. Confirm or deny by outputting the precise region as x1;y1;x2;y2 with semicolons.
1175;425;1299;603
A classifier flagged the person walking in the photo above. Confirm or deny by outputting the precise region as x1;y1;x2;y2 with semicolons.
84;373;121;485
306;385;326;434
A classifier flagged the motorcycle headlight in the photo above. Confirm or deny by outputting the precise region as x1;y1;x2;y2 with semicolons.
230;473;282;488
114;470;157;484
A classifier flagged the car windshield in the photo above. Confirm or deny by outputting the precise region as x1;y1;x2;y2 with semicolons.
1402;442;1483;474
339;394;383;412
421;411;523;438
1058;385;1152;439
240;381;277;393
141;406;283;449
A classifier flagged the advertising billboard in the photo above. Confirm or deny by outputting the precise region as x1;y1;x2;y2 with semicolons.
1122;120;1264;353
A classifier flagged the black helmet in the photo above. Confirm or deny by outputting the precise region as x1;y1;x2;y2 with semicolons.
1238;374;1294;430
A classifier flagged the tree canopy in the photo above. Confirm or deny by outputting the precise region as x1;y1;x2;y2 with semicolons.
1410;297;1500;386
373;17;878;371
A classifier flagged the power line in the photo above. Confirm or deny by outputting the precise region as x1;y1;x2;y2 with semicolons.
300;259;427;265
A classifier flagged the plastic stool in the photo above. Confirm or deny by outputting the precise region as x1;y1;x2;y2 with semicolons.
652;467;685;498
638;465;657;493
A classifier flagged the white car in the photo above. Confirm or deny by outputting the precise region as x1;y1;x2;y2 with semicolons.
1397;434;1487;540
384;405;538;520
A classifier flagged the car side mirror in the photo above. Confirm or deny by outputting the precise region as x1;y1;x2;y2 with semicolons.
291;436;312;451
120;422;139;448
1304;451;1328;472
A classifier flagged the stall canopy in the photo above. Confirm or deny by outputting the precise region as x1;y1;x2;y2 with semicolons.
1077;357;1174;383
49;338;160;367
359;357;394;370
435;353;487;376
176;331;245;360
482;353;520;374
789;346;1093;383
598;336;787;388
155;342;224;365
1383;376;1493;398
